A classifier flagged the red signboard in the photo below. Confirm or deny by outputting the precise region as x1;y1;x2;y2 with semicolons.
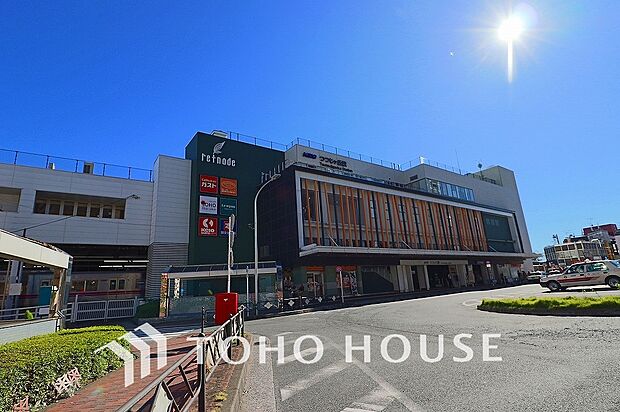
220;177;238;196
200;175;218;194
199;217;218;236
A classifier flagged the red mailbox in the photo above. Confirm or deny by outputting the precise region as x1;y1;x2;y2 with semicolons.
215;292;238;325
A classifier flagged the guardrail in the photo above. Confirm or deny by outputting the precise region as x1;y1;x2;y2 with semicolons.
0;148;153;182
118;306;245;412
0;304;50;320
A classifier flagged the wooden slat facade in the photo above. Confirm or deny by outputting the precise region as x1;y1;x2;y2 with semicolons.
300;178;491;252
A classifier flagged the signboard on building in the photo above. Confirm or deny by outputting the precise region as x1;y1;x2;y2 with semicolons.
219;198;237;216
220;177;238;196
220;218;236;236
199;196;218;214
199;217;218;236
402;259;468;266
200;175;218;194
187;132;285;265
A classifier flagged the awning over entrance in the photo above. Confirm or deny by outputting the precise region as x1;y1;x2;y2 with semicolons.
165;261;279;279
0;229;70;269
298;245;537;260
0;229;72;320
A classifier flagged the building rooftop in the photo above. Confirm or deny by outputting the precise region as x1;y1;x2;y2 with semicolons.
0;148;153;182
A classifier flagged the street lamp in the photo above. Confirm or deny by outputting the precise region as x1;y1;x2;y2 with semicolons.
253;173;280;315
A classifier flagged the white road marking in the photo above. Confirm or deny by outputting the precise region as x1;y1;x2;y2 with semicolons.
461;299;482;307
341;387;395;411
329;342;424;412
280;361;349;401
279;347;319;365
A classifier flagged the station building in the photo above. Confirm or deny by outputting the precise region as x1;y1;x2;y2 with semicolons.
0;131;534;312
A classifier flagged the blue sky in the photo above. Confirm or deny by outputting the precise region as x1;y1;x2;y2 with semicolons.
1;1;618;253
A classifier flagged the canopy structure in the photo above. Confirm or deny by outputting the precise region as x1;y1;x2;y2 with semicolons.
0;229;72;315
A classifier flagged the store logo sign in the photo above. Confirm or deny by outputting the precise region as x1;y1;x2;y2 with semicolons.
220;218;235;236
201;142;236;167
220;198;237;216
213;141;225;155
320;155;347;168
220;177;238;196
199;195;218;214
199;217;218;236
301;151;350;171
200;175;218;194
302;152;317;159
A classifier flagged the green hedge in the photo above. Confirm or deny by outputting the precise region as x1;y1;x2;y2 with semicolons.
135;300;160;318
0;325;128;410
478;296;620;311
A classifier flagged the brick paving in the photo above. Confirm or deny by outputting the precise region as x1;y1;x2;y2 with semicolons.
46;334;199;412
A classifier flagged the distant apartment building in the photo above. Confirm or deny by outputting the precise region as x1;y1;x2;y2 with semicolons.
582;224;619;259
544;239;606;267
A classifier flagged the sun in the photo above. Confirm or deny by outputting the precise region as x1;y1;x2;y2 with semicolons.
498;16;524;42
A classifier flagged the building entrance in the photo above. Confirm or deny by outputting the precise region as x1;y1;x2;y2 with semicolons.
306;272;324;297
427;265;456;289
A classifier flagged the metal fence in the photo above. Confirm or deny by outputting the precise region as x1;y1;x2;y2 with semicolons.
69;297;139;322
0;148;153;181
118;306;246;412
0;304;50;320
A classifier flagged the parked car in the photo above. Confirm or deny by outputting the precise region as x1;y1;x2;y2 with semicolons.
527;271;546;283
540;260;620;292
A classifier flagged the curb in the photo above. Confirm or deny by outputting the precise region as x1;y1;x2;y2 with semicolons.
220;333;253;412
142;284;531;328
477;306;620;317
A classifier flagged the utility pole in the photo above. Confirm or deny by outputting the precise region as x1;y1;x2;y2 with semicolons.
253;173;280;315
227;214;236;293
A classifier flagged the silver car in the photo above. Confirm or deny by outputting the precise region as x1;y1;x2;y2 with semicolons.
540;260;620;292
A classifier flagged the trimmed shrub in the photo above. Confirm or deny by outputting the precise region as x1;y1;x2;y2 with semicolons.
24;310;35;320
478;296;620;311
0;325;128;410
135;300;160;319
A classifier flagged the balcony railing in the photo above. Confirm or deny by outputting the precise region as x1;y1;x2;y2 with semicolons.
0;148;153;182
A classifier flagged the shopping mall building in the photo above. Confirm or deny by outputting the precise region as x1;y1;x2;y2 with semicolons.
0;131;534;314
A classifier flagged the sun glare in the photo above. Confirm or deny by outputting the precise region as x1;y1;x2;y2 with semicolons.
498;16;524;42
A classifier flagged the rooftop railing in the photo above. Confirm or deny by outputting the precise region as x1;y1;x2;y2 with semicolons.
0;148;153;182
227;131;498;182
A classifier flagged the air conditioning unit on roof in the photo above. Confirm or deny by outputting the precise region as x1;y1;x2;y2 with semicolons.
211;130;228;138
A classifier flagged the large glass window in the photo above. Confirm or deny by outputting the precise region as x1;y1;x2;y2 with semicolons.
48;201;61;215
76;202;88;217
34;200;46;214
32;191;127;220
89;203;101;218
85;280;98;291
101;205;113;219
62;201;74;216
425;179;474;202
114;206;125;219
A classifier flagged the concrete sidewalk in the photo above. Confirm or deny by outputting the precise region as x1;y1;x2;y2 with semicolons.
239;337;277;412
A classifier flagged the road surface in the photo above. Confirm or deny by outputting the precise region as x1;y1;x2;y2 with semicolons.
242;284;620;412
